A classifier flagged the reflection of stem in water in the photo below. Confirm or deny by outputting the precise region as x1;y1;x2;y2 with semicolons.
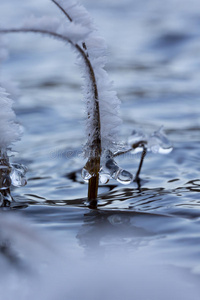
77;210;155;254
0;240;20;266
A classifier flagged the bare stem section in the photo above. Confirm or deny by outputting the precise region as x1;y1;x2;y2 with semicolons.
87;157;100;206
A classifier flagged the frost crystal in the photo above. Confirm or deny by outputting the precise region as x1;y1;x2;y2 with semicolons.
83;150;133;185
0;87;22;149
10;163;27;187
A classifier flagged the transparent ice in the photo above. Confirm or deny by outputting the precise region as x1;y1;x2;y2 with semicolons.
81;150;133;185
10;163;27;187
128;126;173;154
100;151;133;185
116;169;134;185
99;169;110;184
148;127;173;154
81;167;92;182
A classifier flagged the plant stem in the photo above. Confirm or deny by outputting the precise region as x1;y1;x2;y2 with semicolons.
134;146;147;182
51;0;73;22
87;157;100;207
50;1;102;204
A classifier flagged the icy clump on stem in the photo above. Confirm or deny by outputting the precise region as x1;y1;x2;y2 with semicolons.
128;126;173;154
82;150;134;185
0;87;26;201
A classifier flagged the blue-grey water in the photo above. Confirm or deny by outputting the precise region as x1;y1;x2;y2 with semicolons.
0;0;200;299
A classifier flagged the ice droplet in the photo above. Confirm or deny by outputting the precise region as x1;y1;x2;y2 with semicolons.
81;167;92;181
10;163;27;187
99;172;110;184
116;169;133;185
105;158;120;180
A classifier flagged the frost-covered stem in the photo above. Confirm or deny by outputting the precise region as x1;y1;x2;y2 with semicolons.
0;26;101;203
0;28;101;146
0;28;73;45
77;42;101;203
51;0;101;203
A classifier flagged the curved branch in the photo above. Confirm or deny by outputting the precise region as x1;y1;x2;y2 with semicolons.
0;28;101;152
0;26;101;203
51;0;73;22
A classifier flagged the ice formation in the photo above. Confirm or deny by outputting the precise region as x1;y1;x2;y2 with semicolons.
127;126;173;155
0;87;26;201
0;87;22;149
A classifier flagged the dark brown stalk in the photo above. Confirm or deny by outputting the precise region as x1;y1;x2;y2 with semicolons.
0;25;101;204
134;146;147;182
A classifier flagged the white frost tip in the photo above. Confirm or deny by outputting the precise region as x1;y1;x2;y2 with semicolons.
0;86;22;149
